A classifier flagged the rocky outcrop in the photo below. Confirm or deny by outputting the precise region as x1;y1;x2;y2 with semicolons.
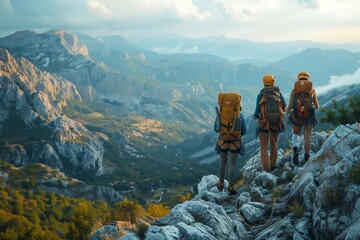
36;176;123;204
108;123;360;240
0;48;104;176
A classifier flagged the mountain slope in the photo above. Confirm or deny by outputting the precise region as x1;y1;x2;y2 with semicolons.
77;33;151;73
129;35;360;61
269;48;360;86
0;48;104;176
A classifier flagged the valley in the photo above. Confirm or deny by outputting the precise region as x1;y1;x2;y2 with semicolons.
0;29;359;206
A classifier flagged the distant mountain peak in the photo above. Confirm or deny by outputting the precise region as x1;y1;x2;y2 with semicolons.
46;29;89;57
6;29;37;39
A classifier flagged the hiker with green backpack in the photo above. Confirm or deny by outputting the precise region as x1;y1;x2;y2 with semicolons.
286;71;320;165
214;92;247;195
253;74;286;172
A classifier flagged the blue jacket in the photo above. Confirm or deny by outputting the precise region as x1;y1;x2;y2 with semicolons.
239;113;247;136
253;88;287;118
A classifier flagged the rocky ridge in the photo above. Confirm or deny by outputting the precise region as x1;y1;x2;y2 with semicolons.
0;48;104;176
0;30;207;104
92;123;360;240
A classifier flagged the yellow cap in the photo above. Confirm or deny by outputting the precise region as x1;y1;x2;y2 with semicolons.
263;74;275;86
298;71;310;81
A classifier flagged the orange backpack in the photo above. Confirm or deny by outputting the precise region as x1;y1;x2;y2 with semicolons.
293;80;315;120
215;93;242;152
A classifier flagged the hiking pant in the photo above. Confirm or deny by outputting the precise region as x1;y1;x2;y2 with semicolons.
218;152;239;188
259;130;279;172
292;124;313;154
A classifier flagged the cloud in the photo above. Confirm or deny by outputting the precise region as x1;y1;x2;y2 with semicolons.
88;0;211;22
316;68;360;96
0;0;13;15
152;44;200;54
0;0;98;33
0;0;359;43
87;0;112;19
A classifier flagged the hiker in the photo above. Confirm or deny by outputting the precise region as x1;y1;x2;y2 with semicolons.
253;74;286;172
286;71;319;164
215;92;247;195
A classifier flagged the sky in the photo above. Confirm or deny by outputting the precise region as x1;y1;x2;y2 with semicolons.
0;0;360;43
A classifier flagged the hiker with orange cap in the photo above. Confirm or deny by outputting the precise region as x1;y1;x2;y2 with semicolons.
253;74;286;172
286;71;319;165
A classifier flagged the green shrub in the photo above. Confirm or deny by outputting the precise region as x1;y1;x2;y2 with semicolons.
288;201;305;218
320;96;360;125
272;187;285;203
264;180;275;190
251;192;262;202
349;163;360;184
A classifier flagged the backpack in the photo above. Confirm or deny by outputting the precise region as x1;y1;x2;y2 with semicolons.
260;86;284;126
293;80;315;120
214;92;242;152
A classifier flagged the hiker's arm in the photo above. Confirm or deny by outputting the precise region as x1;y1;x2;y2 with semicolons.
253;94;262;119
313;90;320;109
286;90;294;114
240;114;247;135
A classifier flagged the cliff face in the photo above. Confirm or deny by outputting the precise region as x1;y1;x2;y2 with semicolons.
94;123;360;240
0;48;104;176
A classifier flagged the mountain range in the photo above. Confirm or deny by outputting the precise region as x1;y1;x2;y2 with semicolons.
0;29;359;204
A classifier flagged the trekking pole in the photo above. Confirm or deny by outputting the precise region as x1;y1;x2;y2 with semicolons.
281;114;287;161
249;120;259;183
283;111;293;160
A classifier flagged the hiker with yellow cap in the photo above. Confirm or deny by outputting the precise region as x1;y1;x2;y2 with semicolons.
286;71;319;165
253;74;286;172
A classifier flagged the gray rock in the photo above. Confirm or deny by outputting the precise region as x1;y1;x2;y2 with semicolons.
233;221;249;240
0;144;28;166
336;218;360;240
303;181;317;211
176;222;216;240
251;187;264;201
194;175;229;203
294;218;311;239
288;173;314;204
90;224;122;240
145;226;181;240
352;198;360;220
254;172;278;189
237;192;251;206
240;202;268;224
255;217;294;240
118;233;139;240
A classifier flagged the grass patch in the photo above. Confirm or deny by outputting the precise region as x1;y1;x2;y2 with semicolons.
272;187;285;203
349;163;360;184
288;201;305;218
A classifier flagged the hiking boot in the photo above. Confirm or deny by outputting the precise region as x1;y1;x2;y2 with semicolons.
217;182;224;192
227;187;237;195
293;147;299;165
304;154;310;162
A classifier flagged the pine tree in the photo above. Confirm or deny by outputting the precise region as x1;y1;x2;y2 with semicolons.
320;96;360;125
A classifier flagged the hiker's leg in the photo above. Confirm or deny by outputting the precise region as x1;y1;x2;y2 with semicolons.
291;125;301;165
291;125;301;148
218;151;227;184
228;152;239;188
259;131;270;171
269;131;279;169
304;125;313;154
